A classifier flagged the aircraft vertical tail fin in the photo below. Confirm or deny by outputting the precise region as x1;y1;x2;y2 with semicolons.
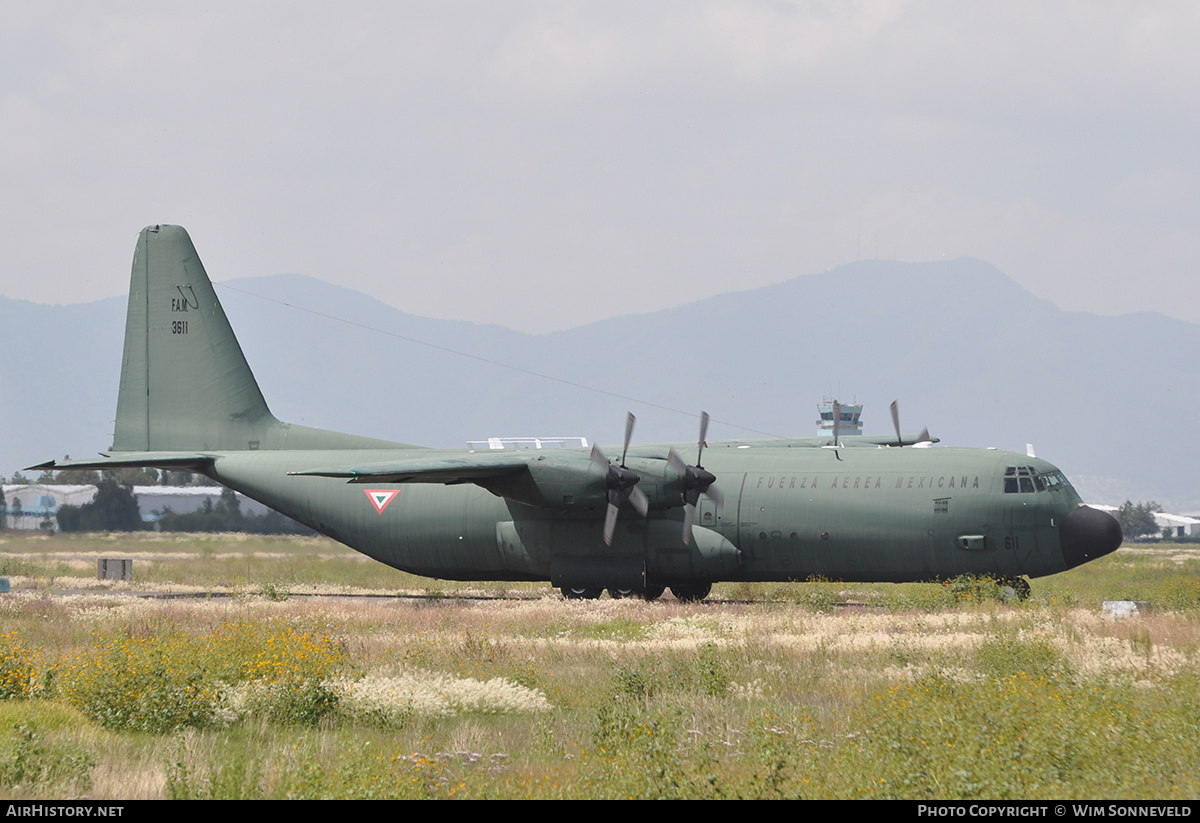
104;224;410;457
113;225;278;453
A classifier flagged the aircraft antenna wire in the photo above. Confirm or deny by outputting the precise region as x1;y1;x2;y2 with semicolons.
215;282;786;439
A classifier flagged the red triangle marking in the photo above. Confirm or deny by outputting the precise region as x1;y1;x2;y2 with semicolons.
365;489;398;514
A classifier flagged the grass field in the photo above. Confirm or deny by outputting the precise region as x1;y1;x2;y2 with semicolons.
1;531;1198;799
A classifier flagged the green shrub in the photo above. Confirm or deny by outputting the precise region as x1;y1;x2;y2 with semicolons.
790;577;841;612
613;662;656;700
943;575;1015;605
56;620;348;732
839;670;1196;799
57;633;216;732
0;723;94;794
0;633;36;700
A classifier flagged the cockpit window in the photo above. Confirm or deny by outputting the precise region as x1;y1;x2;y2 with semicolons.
1004;466;1066;494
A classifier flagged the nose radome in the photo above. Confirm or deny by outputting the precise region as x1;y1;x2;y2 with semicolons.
1060;505;1123;568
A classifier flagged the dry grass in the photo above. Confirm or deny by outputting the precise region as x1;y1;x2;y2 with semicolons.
0;532;1198;798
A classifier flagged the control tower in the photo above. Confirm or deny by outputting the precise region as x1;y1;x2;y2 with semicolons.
816;398;863;438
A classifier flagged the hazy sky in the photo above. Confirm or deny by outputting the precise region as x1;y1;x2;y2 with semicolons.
3;1;1198;333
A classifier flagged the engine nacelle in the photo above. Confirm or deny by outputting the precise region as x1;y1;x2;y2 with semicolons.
479;453;697;514
618;457;689;510
478;454;609;510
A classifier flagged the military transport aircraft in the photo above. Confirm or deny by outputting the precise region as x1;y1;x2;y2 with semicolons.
31;226;1123;601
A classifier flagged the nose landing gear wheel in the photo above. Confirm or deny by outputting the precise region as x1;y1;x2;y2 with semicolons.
998;577;1031;601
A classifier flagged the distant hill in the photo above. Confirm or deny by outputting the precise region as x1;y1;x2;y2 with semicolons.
4;259;1198;511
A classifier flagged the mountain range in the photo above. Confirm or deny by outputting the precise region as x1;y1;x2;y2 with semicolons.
3;258;1196;512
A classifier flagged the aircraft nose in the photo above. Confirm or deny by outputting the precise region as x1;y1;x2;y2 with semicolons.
1059;505;1123;568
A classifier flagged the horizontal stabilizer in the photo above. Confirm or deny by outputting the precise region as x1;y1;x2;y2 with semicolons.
27;452;215;473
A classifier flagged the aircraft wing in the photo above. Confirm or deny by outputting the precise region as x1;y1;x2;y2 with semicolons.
289;452;535;484
720;434;938;449
840;433;939;447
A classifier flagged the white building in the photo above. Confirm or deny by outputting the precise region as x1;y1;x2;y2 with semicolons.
2;484;268;531
1089;503;1200;539
2;484;97;531
131;486;270;519
1156;512;1200;539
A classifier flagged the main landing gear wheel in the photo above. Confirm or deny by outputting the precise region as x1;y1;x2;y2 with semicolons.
669;582;712;603
606;585;667;602
561;586;602;600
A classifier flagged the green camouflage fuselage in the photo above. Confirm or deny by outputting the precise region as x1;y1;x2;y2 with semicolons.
34;225;1122;595
208;443;1087;583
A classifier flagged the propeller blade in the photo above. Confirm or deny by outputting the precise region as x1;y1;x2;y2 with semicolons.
629;484;649;517
892;401;935;447
667;447;686;474
622;412;636;467
672;412;723;544
590;443;609;470
832;400;841;447
603;492;620;546
596;413;649;545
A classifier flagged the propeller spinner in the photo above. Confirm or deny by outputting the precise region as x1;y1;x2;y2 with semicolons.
591;412;649;546
667;411;724;545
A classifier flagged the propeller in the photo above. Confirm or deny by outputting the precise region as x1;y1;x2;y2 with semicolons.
667;411;724;545
890;400;932;447
591;412;649;546
823;400;844;460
